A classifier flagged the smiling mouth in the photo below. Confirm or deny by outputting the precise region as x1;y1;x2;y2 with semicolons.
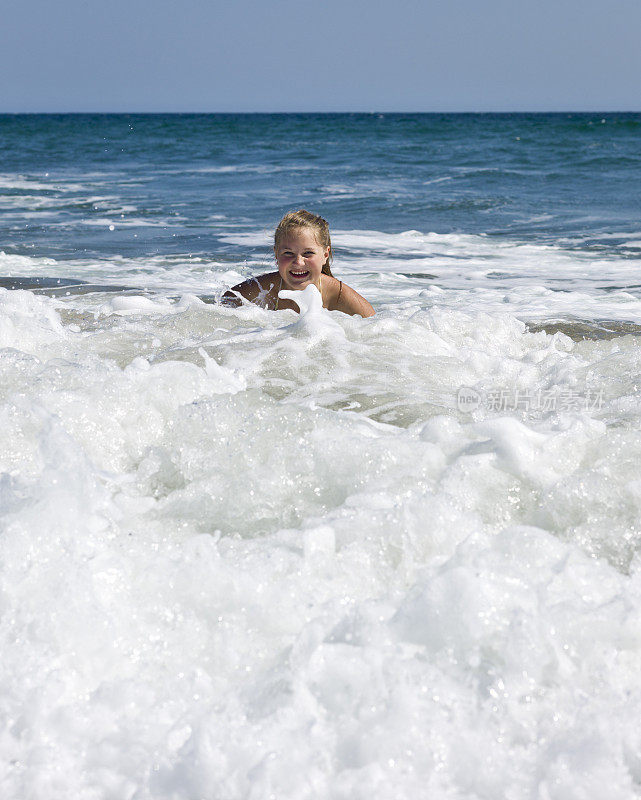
289;270;310;279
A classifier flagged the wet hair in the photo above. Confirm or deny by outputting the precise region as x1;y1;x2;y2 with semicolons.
274;209;334;277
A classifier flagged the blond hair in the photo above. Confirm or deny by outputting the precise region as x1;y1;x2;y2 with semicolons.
274;209;334;277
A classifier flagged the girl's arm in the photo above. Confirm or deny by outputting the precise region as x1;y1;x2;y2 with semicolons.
332;281;375;317
221;278;261;307
221;273;279;308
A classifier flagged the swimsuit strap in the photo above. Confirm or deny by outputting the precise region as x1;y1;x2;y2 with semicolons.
337;280;342;303
275;276;282;310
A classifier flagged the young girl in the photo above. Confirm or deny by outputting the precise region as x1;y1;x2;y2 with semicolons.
222;210;375;317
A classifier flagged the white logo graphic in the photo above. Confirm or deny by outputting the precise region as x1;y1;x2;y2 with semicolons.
457;387;482;413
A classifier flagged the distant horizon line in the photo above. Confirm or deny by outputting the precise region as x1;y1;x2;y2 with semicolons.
1;109;639;116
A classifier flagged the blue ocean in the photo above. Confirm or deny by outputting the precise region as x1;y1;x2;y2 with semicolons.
2;113;641;799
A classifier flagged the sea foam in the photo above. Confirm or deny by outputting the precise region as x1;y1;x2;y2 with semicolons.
2;283;641;797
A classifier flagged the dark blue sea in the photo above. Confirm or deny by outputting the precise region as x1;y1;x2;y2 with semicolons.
1;112;641;285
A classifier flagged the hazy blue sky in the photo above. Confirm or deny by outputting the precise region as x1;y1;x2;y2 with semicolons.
2;0;640;112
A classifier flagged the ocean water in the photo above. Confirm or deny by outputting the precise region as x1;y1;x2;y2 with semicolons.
2;112;641;799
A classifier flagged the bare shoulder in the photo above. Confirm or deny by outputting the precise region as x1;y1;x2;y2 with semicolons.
222;272;280;308
326;276;375;318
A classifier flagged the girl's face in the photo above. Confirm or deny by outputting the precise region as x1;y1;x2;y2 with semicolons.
274;226;329;291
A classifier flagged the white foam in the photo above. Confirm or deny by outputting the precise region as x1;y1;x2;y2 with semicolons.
0;251;247;298
105;295;171;314
2;293;641;797
0;173;90;192
7;225;641;323
3;231;641;796
0;174;53;191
